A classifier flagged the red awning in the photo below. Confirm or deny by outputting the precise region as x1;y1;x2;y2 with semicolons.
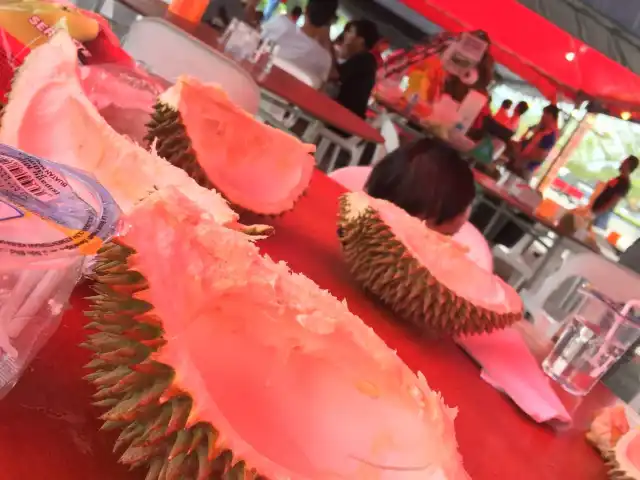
401;0;640;116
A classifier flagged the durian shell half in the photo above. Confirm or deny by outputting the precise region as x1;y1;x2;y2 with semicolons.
337;192;523;337
145;76;315;216
84;240;261;480
605;428;640;479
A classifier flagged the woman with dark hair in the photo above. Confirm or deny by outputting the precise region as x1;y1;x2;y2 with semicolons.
365;137;476;235
443;30;494;102
510;103;560;177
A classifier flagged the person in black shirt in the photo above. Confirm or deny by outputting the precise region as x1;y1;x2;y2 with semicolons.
590;155;639;220
335;19;380;119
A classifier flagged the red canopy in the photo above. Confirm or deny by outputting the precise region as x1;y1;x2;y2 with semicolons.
401;0;640;117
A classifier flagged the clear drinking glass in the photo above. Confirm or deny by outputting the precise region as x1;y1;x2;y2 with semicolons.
221;20;261;62
218;18;240;50
251;38;278;81
542;286;640;396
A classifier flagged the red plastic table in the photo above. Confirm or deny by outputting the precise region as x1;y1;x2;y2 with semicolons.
0;170;614;479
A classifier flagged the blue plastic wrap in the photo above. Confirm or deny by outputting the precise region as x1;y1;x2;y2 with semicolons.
0;144;120;398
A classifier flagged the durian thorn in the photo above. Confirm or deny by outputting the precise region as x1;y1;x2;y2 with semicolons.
195;444;215;480
84;365;131;386
144;458;164;480
120;443;165;466
158;383;185;405
142;337;167;350
166;397;193;434
206;428;222;461
165;452;189;480
136;404;173;446
185;403;202;430
187;423;208;455
240;224;275;237
98;272;146;286
137;375;175;407
227;460;247;480
132;360;173;376
114;421;146;453
84;322;126;334
101;420;128;431
168;429;192;460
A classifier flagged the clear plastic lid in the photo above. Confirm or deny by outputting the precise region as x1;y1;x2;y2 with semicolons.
0;144;121;267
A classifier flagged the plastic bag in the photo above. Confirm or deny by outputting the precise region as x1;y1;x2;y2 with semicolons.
0;144;120;398
0;0;135;102
79;63;167;145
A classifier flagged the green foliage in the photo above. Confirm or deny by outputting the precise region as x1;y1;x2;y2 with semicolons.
564;114;640;201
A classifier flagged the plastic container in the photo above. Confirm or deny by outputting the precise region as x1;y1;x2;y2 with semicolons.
0;144;120;398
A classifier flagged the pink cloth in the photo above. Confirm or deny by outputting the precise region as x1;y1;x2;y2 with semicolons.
457;327;572;424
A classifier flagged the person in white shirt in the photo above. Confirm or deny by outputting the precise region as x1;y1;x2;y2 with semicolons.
261;0;337;85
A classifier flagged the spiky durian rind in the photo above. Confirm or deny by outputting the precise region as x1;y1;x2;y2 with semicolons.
587;432;638;480
144;103;212;190
337;195;522;337
144;102;306;218
602;450;635;480
83;240;265;480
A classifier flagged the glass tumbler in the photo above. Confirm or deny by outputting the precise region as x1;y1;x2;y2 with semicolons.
542;286;640;396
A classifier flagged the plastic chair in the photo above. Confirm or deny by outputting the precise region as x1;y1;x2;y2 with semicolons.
520;252;640;337
315;113;399;172
258;57;323;131
121;17;261;115
272;57;322;89
328;166;372;192
454;222;494;272
491;234;538;290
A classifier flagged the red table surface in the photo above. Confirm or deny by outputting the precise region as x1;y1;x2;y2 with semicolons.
0;170;613;479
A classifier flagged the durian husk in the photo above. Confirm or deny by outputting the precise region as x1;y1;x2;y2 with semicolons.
83;240;263;480
337;195;522;336
587;410;640;480
144;100;309;218
145;103;212;191
600;429;640;480
601;449;636;480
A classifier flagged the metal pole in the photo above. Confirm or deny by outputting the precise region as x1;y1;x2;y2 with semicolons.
535;110;586;192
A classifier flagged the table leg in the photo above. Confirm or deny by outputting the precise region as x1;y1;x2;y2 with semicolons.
482;201;508;242
93;0;108;13
521;237;564;291
302;119;322;144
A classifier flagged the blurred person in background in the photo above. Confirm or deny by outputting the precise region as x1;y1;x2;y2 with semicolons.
509;103;559;178
289;5;303;23
493;99;513;126
204;0;258;28
262;0;338;84
371;37;390;67
589;155;639;230
505;100;529;134
333;19;380;118
333;20;353;63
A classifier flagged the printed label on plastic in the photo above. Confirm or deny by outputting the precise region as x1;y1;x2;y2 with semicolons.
0;144;121;259
0;200;23;222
